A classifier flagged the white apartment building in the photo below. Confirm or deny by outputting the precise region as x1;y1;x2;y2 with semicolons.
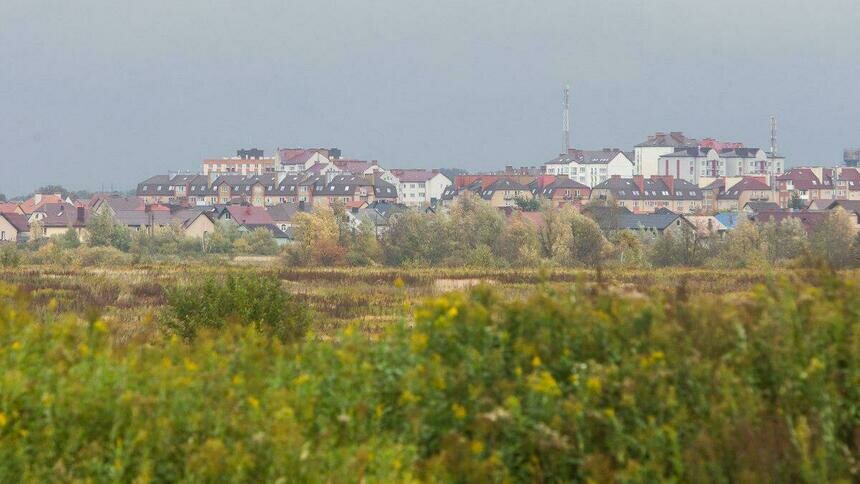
392;170;452;206
633;132;697;176
544;149;634;187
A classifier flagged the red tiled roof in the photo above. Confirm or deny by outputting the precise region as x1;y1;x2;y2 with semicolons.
19;194;64;214
225;205;273;225
0;203;21;214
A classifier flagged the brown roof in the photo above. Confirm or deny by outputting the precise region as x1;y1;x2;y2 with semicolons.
38;203;90;228
751;210;830;233
224;205;273;225
0;212;29;233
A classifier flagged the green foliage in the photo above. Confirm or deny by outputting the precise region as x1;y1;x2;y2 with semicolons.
383;211;451;266
234;228;279;256
2;271;860;480
160;272;310;343
808;209;856;268
0;244;21;267
207;221;242;254
789;191;805;210
513;195;541;212
55;227;81;249
86;210;132;251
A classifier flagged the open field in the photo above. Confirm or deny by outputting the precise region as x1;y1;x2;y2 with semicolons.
1;264;859;481
0;263;819;343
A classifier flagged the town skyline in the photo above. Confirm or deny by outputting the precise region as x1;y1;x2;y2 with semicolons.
3;0;860;195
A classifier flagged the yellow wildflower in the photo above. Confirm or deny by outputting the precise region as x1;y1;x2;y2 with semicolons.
10;341;21;351
586;376;602;394
603;408;615;419
529;371;561;397
400;390;419;404
531;356;542;367
183;359;199;372
393;277;405;288
78;343;90;357
247;396;260;409
232;375;244;386
451;403;467;419
470;440;485;455
47;298;58;312
93;320;108;333
0;412;6;428
447;306;458;318
410;332;429;352
294;374;310;385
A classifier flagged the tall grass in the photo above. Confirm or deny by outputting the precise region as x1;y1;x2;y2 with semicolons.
1;269;859;481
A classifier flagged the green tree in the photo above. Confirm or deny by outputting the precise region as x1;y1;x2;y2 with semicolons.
497;213;541;266
85;210;131;251
56;227;81;249
447;192;504;260
236;228;278;256
808;209;856;267
566;211;609;267
789;192;805;210
382;211;451;266
514;196;541;212
207;220;242;254
290;207;346;266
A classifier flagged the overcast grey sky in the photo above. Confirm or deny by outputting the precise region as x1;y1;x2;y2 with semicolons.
1;0;859;196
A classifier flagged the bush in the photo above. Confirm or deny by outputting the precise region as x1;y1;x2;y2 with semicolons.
0;244;21;267
74;246;133;267
160;272;310;342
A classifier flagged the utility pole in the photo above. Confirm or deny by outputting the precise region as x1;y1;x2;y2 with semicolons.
562;84;570;157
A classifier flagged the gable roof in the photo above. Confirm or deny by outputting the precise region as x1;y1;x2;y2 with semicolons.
481;178;530;200
659;147;714;158
540;177;590;198
266;202;311;223
825;200;860;214
751;210;830;233
718;148;762;158
594;212;689;231
743;201;781;213
592;177;703;201
719;177;771;199
0;212;30;233
19;194;65;214
547;148;632;165
223;205;273;225
38;203;90;228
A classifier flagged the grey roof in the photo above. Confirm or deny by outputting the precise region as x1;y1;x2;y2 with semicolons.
243;223;292;239
659;147;714;158
592;177;703;201
312;174;372;196
266;202;311;223
540;177;590;198
826;200;860;214
743;201;781;212
718;148;763;158
38;203;90;228
718;178;771;200
634;132;697;148
481;178;530;200
547;149;632;165
136;175;173;196
595;213;689;231
441;181;482;200
112;210;175;227
368;200;409;219
373;178;399;199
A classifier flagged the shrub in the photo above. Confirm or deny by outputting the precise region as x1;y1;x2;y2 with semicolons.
160;272;310;342
0;244;21;267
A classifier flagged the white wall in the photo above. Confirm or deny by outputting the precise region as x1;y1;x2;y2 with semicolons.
634;146;675;177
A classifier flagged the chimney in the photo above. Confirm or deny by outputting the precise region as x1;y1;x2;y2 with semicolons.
76;207;85;224
632;175;645;192
651;175;675;194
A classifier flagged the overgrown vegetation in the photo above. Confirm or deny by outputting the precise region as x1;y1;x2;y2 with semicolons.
1;269;859;481
160;272;310;342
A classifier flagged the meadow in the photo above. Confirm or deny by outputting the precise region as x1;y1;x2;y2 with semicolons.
1;262;859;481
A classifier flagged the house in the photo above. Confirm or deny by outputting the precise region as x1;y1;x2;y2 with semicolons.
591;211;694;236
656;147;721;184
750;210;830;234
544;148;634;187
311;174;375;208
347;201;410;235
0;212;30;242
633;132;698;177
589;175;704;214
714;211;742;231
719;148;782;180
180;210;219;239
91;196;146;215
220;205;274;226
538;177;591;208
776;167;835;208
391;170;452;207
31;203;89;238
277;148;333;174
439;180;483;208
18;193;67;215
480;178;532;208
202;148;277;177
136;175;174;205
743;201;781;215
685;215;729;238
834;167;860;200
373;178;399;203
111;209;175;233
240;224;292;246
267;202;312;233
825;200;860;233
712;177;774;212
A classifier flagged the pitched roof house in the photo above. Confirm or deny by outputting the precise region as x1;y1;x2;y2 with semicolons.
0;212;30;242
544;148;634;187
590;175;704;214
538;177;591;208
480;178;532;208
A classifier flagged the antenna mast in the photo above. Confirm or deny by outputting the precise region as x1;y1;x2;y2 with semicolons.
562;84;570;156
770;115;777;204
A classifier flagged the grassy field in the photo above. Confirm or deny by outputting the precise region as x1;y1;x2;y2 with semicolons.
0;263;804;343
1;264;859;481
